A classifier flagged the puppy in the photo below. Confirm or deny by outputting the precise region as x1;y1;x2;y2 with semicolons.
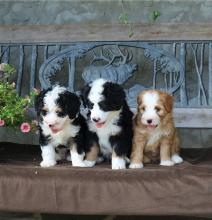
81;78;133;169
35;85;87;167
130;90;183;168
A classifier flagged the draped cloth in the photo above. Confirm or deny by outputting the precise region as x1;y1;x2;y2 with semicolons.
0;143;211;216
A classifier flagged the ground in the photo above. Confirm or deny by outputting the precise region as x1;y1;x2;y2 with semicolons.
0;214;211;220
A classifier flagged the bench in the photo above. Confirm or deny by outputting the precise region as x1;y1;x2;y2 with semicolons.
0;24;212;217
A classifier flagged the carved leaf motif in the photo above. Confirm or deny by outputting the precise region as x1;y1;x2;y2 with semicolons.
69;44;92;58
144;48;161;60
160;56;180;74
44;57;65;84
40;44;93;88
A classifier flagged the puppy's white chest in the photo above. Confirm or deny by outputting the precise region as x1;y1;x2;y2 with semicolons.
89;122;121;157
146;129;162;146
98;132;112;157
55;124;79;146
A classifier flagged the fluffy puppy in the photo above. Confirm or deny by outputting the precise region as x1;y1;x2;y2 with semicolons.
130;90;183;168
81;78;133;169
35;85;87;167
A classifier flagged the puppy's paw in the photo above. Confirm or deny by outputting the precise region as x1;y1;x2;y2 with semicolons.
40;160;56;167
66;155;72;162
71;151;85;167
160;160;174;166
112;157;126;170
83;160;96;167
171;154;183;164
72;161;86;167
129;163;144;169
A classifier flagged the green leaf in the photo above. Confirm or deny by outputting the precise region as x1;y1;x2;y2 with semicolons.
118;12;129;25
3;64;16;75
150;10;161;22
128;30;134;38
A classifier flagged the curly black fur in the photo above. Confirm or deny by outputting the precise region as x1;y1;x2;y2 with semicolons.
72;113;89;155
109;101;133;157
80;84;91;108
57;91;81;119
101;82;126;111
34;88;51;116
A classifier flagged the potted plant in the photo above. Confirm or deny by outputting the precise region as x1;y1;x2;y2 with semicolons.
0;63;39;145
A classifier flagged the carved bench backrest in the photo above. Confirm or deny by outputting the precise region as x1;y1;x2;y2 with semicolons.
1;41;212;128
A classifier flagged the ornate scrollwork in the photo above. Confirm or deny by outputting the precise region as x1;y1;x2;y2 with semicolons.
144;48;161;61
39;42;184;108
39;44;93;89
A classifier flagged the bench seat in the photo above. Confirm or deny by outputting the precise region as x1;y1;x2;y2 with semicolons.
0;143;211;216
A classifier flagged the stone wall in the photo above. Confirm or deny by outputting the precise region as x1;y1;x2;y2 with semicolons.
1;0;212;25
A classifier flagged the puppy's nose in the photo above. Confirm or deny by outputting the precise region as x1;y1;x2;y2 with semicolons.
92;118;100;123
49;124;55;128
147;119;152;124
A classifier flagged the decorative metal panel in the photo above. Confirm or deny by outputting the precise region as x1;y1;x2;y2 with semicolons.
38;42;183;108
1;41;212;108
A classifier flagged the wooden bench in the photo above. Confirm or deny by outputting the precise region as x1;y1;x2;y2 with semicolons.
0;24;212;217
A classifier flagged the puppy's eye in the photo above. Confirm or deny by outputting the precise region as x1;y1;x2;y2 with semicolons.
87;100;94;109
41;109;48;116
141;106;145;111
98;101;107;110
56;110;65;117
155;107;161;112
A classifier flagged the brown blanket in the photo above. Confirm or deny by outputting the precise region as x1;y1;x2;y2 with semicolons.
0;143;211;216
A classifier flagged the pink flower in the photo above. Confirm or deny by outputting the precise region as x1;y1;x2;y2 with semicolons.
20;122;31;133
0;119;5;127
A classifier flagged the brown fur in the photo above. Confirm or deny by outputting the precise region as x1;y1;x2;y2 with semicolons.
85;144;99;162
130;90;180;165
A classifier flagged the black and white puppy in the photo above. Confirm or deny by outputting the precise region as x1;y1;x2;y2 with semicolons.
35;85;87;167
81;78;133;169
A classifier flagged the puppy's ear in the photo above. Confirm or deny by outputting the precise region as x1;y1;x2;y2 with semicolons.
163;93;173;113
80;84;91;107
103;82;126;110
137;92;143;106
58;91;80;119
34;89;48;116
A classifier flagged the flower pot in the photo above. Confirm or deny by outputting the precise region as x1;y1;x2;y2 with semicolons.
0;127;39;145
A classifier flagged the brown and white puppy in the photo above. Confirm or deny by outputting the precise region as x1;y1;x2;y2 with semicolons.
129;90;183;168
